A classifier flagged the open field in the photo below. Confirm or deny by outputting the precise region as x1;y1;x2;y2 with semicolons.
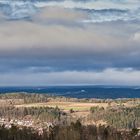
15;101;109;111
14;99;140;112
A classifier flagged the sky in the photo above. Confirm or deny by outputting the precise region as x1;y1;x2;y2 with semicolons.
0;0;140;86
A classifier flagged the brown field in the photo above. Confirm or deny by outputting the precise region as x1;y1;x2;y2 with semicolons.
14;99;140;112
15;101;109;111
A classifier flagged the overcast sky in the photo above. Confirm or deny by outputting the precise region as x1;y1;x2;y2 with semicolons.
0;0;140;86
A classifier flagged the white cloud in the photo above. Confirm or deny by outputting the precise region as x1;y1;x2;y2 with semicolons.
0;12;6;21
133;32;140;42
33;7;88;22
35;0;140;10
0;20;137;55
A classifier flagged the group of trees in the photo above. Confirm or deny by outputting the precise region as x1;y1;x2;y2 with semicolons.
89;106;140;129
0;125;41;140
53;121;140;140
0;121;139;140
0;106;61;122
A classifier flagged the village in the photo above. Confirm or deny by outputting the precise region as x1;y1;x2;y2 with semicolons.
0;117;55;135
